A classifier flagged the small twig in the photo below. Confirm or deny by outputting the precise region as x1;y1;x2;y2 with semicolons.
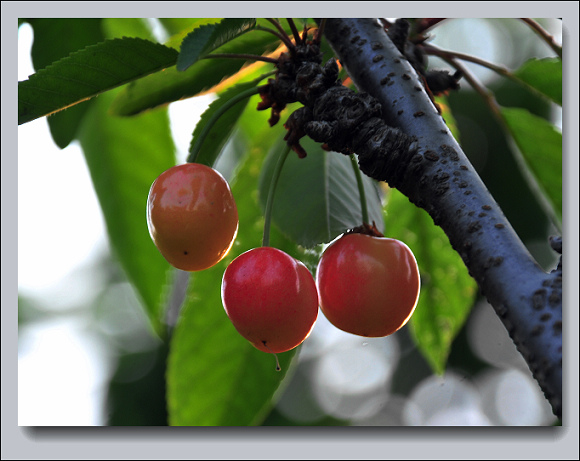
301;22;310;42
314;19;327;44
423;44;513;77
520;18;562;59
434;52;504;122
286;18;302;45
264;19;296;51
423;43;560;103
256;25;295;53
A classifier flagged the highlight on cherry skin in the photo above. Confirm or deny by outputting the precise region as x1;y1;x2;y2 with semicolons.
221;247;319;356
316;233;420;338
147;163;239;272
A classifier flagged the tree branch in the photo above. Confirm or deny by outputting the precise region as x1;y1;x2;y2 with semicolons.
321;18;562;419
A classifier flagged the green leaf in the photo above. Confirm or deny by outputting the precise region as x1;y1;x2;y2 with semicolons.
18;37;179;125
500;106;562;225
167;138;300;426
187;74;269;166
513;57;562;106
109;27;280;116
177;18;257;71
77;89;177;337
163;19;227;51
258;137;385;248
27;18;104;148
383;189;477;375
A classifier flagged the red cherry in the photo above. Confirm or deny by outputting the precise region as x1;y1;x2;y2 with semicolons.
147;163;238;271
316;233;420;337
221;247;319;354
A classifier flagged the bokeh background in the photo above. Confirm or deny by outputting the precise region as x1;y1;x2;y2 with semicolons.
18;18;563;426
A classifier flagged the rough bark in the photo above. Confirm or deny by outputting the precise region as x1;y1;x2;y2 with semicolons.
320;18;562;419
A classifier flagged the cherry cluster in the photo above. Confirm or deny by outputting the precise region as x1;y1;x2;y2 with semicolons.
145;21;421;363
146;164;421;361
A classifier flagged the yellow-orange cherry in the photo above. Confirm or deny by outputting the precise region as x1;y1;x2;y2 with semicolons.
147;163;238;271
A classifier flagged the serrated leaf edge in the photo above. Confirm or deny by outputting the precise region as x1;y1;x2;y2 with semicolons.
19;37;179;124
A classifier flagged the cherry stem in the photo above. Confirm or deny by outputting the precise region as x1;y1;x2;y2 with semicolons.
422;43;554;100
258;22;296;52
187;84;267;163
261;341;282;371
349;154;369;225
262;143;292;247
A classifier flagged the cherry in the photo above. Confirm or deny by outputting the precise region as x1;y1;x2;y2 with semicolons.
221;247;319;354
147;163;238;272
316;233;420;337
